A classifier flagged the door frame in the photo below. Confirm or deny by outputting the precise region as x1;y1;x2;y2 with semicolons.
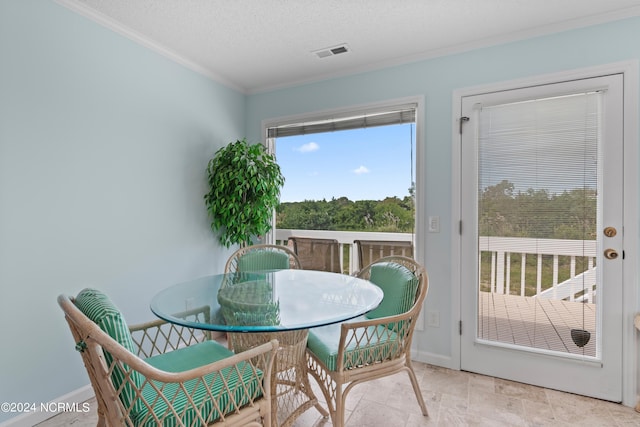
451;61;638;407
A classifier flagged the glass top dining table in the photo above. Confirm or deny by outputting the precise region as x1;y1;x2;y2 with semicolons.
150;269;384;332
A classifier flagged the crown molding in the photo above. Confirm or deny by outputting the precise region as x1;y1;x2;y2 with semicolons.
54;0;640;95
248;6;640;94
54;0;246;93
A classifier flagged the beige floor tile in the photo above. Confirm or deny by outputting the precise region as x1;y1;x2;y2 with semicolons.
420;369;470;400
440;392;468;413
522;399;557;426
290;406;329;427
494;377;549;404
468;391;528;426
406;411;439;427
35;366;640;427
468;372;495;394
346;397;409;426
607;402;640;426
364;378;428;415
435;406;470;426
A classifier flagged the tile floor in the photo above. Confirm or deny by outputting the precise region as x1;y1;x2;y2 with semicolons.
37;362;640;426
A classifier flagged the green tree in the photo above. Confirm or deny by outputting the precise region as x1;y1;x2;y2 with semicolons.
479;180;596;239
479;180;516;236
276;192;415;233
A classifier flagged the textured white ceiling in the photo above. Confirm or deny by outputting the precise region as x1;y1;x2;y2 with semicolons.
58;0;640;93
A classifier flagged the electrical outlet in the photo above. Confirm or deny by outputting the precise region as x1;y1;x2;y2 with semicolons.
426;310;440;327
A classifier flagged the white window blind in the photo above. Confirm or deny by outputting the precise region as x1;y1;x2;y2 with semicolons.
267;104;416;138
476;91;602;353
477;91;601;240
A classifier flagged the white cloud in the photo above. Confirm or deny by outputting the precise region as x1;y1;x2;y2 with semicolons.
295;142;319;153
353;165;370;175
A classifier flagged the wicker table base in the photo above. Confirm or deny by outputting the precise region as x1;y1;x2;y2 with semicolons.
228;329;328;427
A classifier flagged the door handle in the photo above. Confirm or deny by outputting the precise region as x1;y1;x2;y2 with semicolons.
604;248;619;260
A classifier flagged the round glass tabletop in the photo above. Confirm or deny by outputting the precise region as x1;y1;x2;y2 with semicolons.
150;269;383;332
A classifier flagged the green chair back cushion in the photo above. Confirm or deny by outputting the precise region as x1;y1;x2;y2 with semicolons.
238;250;289;271
307;317;399;371
364;262;418;319
136;341;263;426
74;288;143;410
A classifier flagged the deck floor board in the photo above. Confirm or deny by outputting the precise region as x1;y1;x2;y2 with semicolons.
478;292;596;357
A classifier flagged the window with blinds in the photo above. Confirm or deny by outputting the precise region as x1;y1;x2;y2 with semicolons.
476;91;601;356
266;102;418;240
477;92;600;237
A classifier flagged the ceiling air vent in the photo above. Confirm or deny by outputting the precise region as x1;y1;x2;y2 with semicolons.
313;44;350;59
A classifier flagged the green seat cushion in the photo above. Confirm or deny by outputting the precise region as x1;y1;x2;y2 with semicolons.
74;288;143;410
145;340;235;372
307;316;399;371
237;250;290;271
133;340;263;426
365;262;418;319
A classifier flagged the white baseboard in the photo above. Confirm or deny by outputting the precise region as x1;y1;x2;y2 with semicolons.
0;385;94;427
411;348;457;370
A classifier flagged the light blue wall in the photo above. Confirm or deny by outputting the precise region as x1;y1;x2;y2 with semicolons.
246;17;640;361
2;0;640;422
0;1;244;422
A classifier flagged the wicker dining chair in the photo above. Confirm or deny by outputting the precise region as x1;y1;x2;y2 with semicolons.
224;244;301;274
353;239;414;271
288;236;342;273
59;289;278;427
306;256;429;427
222;245;328;426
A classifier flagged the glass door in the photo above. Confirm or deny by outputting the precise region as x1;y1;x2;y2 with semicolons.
459;74;623;401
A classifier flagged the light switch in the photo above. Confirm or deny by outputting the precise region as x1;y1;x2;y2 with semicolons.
428;216;440;233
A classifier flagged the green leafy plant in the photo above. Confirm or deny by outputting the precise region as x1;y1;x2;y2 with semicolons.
205;139;285;247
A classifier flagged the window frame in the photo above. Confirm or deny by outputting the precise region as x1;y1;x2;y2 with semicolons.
260;96;425;261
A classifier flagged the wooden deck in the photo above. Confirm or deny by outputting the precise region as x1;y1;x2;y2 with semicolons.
478;292;596;357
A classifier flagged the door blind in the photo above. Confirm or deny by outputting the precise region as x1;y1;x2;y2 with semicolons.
477;92;601;242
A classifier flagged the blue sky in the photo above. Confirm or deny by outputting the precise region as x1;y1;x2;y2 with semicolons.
275;123;416;202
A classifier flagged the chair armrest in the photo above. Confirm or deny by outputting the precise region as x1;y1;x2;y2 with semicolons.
339;310;411;331
334;310;416;372
89;319;278;383
128;306;212;357
128;305;211;332
138;339;279;384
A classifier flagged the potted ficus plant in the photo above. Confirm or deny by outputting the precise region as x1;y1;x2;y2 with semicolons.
204;138;285;247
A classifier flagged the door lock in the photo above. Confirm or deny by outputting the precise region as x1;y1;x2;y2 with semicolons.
604;248;619;260
603;227;617;237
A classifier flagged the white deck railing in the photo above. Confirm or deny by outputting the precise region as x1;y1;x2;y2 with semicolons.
275;230;596;302
480;236;597;302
